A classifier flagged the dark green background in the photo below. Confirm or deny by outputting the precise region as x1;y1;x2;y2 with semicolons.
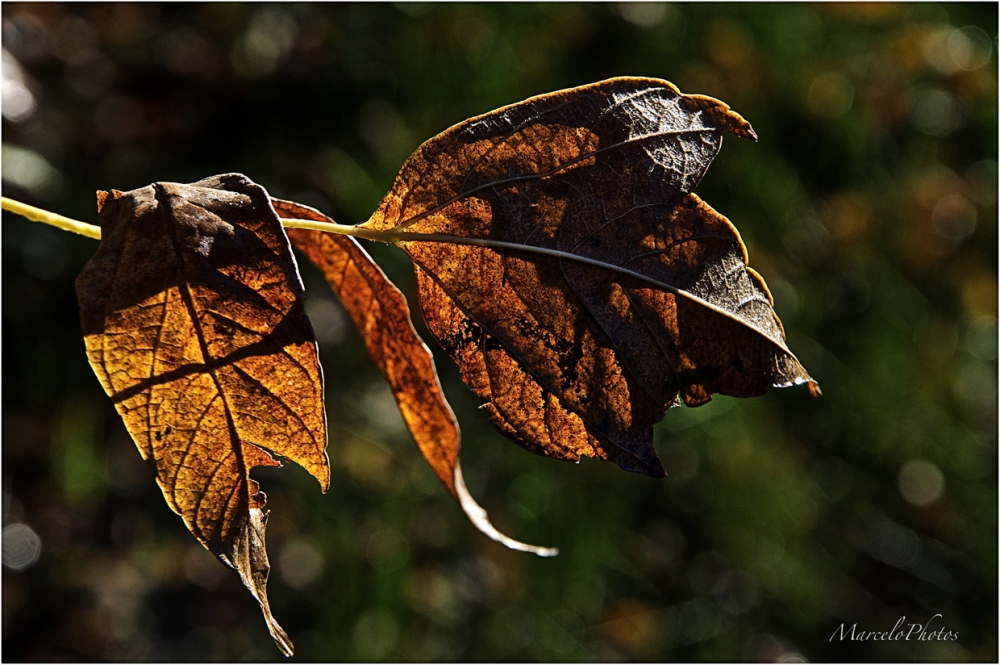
2;3;996;661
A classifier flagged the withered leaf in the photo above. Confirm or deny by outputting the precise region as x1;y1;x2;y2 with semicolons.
75;174;329;656
277;198;555;556
360;77;819;476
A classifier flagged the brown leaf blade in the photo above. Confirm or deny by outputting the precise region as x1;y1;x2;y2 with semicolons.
75;174;330;656
277;199;555;556
362;77;818;475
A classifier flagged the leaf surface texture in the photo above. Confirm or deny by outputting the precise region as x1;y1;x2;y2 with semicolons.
75;174;329;656
362;77;818;475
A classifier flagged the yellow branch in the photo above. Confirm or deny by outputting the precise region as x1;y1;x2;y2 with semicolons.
278;218;396;243
1;197;391;243
2;196;102;239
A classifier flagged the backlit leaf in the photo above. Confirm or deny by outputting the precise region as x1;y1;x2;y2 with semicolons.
278;198;555;556
75;174;329;656
361;77;819;476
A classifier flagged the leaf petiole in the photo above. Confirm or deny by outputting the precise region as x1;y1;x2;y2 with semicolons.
1;196;391;243
278;218;398;243
2;196;102;239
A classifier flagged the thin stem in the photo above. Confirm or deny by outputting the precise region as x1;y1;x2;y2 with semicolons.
278;218;397;243
0;197;387;243
2;196;102;239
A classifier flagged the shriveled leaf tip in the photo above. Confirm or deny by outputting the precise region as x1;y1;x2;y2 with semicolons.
281;198;556;556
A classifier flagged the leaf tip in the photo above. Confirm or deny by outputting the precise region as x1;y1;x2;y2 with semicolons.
453;462;558;557
268;619;295;657
722;113;757;141
317;455;332;494
680;93;757;141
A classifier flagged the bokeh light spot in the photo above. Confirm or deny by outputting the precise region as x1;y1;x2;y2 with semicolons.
931;194;977;240
745;633;807;663
602;600;666;654
687;550;729;595
507;473;550;520
3;13;49;62
615;3;668;29
948;26;993;71
716;571;759;615
965;159;998;206
341;436;394;489
361;381;408;437
924;27;957;74
405;566;458;622
867;518;921;568
366;526;409;572
564;575;605;620
2;523;42;571
951;360;997;421
898;459;945;506
278;537;325;589
353;610;399;660
964;316;998;361
50;16;98;66
1;49;35;122
678;598;721;643
909;87;963;136
1;143;63;199
304;296;347;346
155;28;215;77
232;9;298;77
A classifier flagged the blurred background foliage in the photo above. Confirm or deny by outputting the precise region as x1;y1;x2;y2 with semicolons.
1;2;996;662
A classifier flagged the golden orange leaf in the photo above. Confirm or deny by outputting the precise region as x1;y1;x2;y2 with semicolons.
75;174;330;656
278;198;555;556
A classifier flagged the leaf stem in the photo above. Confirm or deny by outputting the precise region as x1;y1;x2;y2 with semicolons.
2;196;102;239
278;218;395;243
1;197;387;243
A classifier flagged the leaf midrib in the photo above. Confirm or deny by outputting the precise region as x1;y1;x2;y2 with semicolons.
395;230;797;357
158;185;250;542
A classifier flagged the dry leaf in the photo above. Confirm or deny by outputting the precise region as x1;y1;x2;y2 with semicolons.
360;77;819;475
66;77;819;656
75;174;329;656
278;198;555;556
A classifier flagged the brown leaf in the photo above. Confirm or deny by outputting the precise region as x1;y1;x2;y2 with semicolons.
360;77;819;476
277;198;555;556
75;173;330;656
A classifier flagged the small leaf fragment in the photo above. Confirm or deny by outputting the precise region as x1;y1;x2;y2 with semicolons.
277;198;555;556
75;174;330;656
228;506;294;657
